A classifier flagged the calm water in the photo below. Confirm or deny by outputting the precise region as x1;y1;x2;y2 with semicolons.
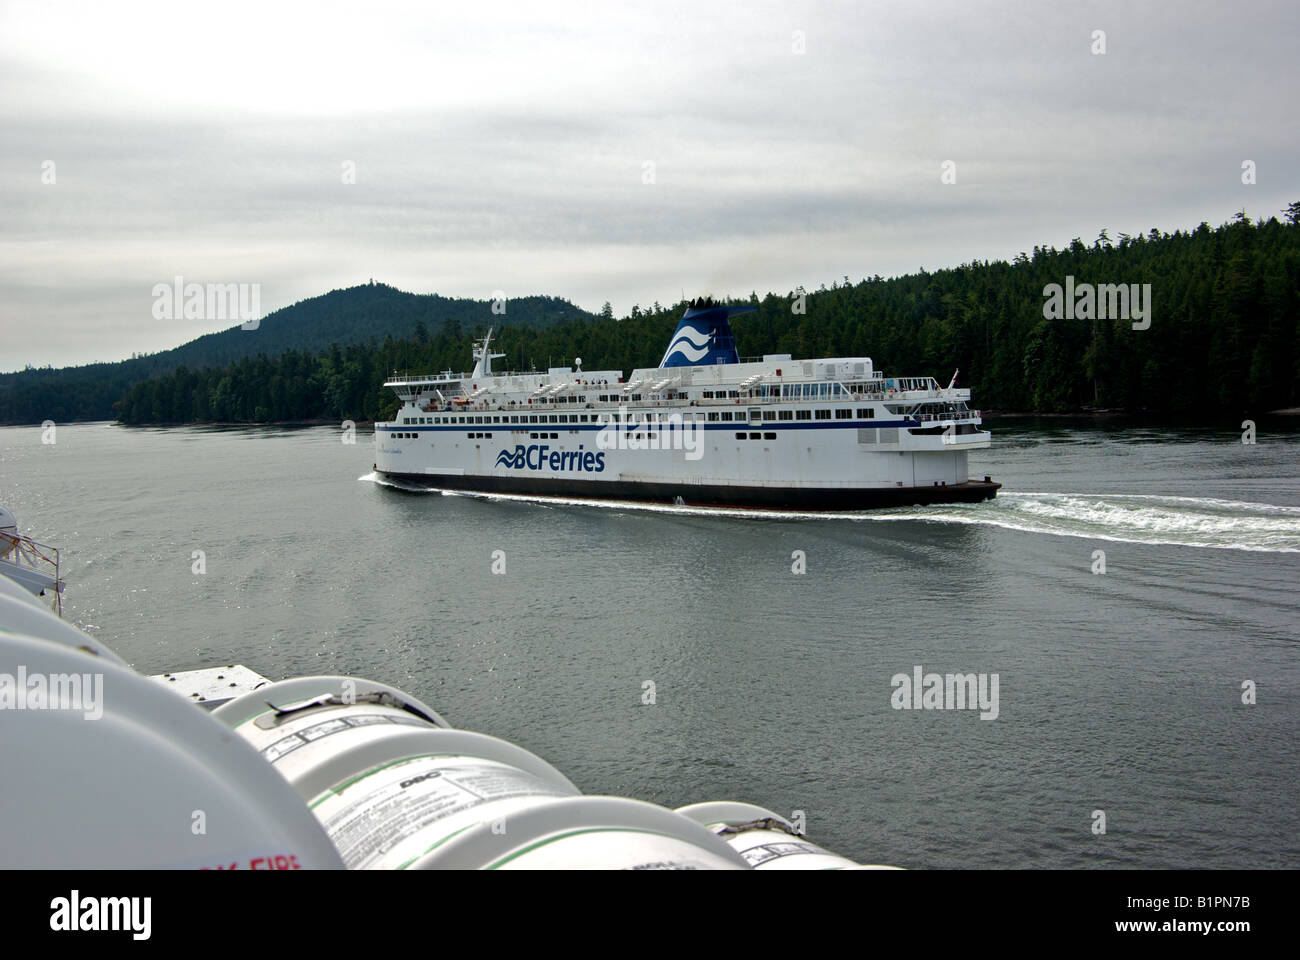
2;419;1297;869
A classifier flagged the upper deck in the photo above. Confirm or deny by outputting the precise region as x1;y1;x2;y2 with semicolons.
382;306;978;422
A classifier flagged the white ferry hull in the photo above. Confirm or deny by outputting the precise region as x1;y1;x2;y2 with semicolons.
375;469;1000;509
373;421;999;509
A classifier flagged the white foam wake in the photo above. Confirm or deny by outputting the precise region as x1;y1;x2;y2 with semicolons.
360;475;1300;552
937;492;1300;552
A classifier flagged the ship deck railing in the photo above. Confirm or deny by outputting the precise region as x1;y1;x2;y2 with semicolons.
910;410;981;422
405;397;983;420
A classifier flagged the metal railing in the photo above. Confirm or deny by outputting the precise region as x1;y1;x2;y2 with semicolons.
0;531;63;617
910;410;980;422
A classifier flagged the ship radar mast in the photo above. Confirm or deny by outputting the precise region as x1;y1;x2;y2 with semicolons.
470;328;507;379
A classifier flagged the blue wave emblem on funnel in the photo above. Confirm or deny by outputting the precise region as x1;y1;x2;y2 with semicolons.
659;300;756;367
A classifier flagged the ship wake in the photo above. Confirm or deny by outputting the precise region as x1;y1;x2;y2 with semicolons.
869;493;1300;553
361;475;1300;552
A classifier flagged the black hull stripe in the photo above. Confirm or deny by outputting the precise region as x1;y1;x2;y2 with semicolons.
376;473;1001;510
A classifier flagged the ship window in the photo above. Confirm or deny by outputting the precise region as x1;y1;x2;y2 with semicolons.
550;433;558;439
816;409;832;420
721;412;733;421
485;433;492;438
707;413;719;421
510;416;519;423
530;415;539;423
796;410;811;421
703;391;714;399
764;432;776;440
735;432;746;440
530;433;538;439
857;408;874;419
836;409;852;419
549;415;558;423
749;432;761;439
493;416;501;423
779;410;793;421
403;418;410;424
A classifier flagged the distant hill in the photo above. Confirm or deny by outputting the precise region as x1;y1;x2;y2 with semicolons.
0;284;594;424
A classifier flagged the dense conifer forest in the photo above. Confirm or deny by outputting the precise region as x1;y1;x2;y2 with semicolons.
5;209;1298;426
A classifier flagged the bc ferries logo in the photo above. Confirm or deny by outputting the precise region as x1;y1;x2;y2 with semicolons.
496;444;606;473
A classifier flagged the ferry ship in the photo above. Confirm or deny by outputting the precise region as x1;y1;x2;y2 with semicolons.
372;299;999;509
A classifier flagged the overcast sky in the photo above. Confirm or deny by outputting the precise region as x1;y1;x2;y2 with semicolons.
1;0;1296;371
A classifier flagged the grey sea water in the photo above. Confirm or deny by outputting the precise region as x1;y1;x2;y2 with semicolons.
2;419;1297;868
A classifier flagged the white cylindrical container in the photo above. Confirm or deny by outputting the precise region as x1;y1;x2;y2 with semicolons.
214;676;585;869
422;796;750;870
0;629;343;869
0;578;126;665
677;801;900;870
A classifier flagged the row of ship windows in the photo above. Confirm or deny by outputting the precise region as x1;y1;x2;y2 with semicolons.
389;431;784;442
401;408;878;426
391;432;570;441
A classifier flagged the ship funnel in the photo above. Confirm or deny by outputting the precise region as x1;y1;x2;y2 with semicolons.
659;299;757;368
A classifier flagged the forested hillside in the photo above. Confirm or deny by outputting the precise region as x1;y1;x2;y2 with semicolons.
0;285;592;424
113;209;1300;425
